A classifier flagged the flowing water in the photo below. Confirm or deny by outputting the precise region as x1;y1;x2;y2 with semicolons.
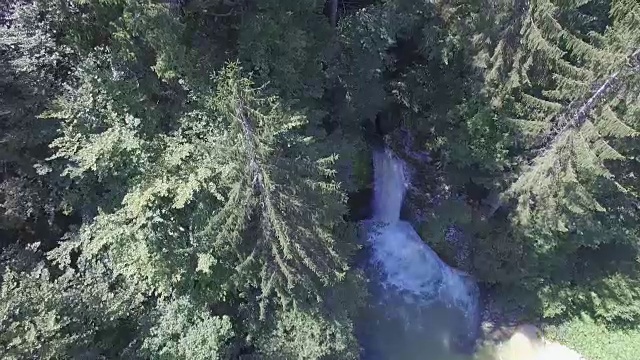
358;149;481;360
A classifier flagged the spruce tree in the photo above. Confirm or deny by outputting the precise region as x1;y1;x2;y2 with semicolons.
480;0;640;323
0;1;361;357
44;0;359;352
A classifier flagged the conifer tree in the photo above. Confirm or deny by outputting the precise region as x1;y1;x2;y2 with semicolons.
479;0;640;322
5;0;639;355
45;0;359;345
204;65;355;309
1;1;361;357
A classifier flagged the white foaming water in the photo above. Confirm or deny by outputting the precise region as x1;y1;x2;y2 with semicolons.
372;150;407;223
368;148;479;329
368;221;442;296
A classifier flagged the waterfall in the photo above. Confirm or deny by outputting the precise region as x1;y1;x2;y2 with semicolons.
358;149;480;359
372;150;407;223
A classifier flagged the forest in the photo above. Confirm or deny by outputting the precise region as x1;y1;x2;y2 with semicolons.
0;0;639;359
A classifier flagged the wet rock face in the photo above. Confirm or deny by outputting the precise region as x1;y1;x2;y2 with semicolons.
375;111;402;136
346;188;374;222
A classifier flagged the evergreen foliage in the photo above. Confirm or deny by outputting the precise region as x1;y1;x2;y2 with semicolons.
3;1;359;357
141;297;235;360
0;246;145;359
479;0;640;323
1;0;639;358
0;0;74;247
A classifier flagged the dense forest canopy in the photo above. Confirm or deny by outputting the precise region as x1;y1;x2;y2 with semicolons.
0;0;638;359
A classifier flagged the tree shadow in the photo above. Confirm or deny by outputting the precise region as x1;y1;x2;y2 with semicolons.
344;0;640;335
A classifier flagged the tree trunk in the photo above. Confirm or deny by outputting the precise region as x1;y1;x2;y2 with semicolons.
329;0;338;27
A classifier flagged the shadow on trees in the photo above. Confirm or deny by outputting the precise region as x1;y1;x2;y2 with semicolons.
344;3;640;330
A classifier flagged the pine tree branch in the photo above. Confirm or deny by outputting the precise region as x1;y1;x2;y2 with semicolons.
233;97;298;303
489;48;640;218
234;99;261;187
573;70;620;126
539;48;640;149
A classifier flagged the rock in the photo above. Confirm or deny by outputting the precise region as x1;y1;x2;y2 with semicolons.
496;325;542;360
495;325;586;360
537;341;586;360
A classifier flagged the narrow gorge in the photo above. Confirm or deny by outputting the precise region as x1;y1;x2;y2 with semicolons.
358;149;481;359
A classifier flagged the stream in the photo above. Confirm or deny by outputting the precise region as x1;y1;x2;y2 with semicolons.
358;149;481;360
